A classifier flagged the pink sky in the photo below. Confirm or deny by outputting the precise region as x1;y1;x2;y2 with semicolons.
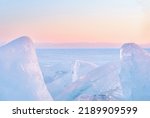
0;0;150;47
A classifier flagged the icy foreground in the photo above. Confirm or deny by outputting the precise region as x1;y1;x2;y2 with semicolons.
0;37;53;100
48;43;150;101
0;37;150;101
57;62;123;101
120;43;150;100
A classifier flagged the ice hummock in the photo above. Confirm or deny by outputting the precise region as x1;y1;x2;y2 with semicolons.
1;37;150;101
120;43;150;100
0;36;53;100
52;43;150;101
57;62;123;101
46;60;98;100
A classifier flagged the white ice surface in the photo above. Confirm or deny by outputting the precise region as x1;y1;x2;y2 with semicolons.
57;62;123;101
1;38;150;101
120;43;150;100
45;43;150;101
0;36;53;100
72;60;98;82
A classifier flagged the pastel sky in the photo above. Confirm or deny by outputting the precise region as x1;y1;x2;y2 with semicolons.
0;0;150;46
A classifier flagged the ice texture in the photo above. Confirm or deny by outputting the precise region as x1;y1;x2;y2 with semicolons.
51;43;150;101
45;63;72;100
0;36;53;100
1;37;150;101
72;60;98;82
120;43;150;100
57;62;123;100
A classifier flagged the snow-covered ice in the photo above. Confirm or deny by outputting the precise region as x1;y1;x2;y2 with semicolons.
0;36;53;100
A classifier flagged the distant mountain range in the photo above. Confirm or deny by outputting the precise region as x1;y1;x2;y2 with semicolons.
35;42;123;48
35;42;150;48
0;36;150;48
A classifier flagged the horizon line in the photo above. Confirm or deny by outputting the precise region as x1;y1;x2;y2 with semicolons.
35;42;150;48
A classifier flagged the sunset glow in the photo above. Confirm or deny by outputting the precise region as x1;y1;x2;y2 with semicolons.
0;0;150;47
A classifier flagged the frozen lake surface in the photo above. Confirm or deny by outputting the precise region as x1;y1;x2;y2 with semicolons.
36;48;121;100
1;36;150;101
36;48;150;101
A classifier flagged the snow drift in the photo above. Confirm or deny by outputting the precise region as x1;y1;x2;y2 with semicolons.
120;43;150;100
0;36;53;100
